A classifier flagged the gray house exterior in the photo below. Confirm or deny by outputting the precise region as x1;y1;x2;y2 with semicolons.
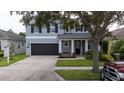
26;21;94;57
0;29;26;57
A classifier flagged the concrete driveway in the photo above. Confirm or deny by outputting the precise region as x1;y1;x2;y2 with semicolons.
0;56;64;81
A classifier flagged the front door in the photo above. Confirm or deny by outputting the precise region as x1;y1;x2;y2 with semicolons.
75;40;81;55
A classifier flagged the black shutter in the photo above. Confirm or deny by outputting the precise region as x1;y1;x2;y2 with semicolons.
55;24;58;33
84;25;87;32
81;25;83;32
31;25;34;33
76;26;78;32
47;24;50;33
39;27;42;33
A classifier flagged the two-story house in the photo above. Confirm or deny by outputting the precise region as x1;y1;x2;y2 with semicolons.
26;21;92;57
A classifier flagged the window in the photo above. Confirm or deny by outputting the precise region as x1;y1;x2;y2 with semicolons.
65;29;69;32
18;45;20;49
63;41;69;47
22;42;24;46
76;25;83;32
64;27;71;33
50;26;56;32
47;23;58;33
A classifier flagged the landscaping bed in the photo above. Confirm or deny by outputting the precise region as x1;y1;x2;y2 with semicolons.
0;53;27;67
56;70;100;80
56;59;105;67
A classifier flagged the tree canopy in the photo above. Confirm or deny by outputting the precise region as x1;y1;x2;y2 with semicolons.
11;11;124;72
19;32;26;37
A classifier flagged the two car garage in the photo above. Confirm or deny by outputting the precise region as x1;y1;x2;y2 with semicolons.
31;44;58;55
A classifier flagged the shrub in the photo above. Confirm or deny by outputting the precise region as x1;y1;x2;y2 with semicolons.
112;40;124;53
119;45;124;52
100;54;114;62
85;50;114;62
72;53;76;58
84;49;92;59
0;50;3;57
119;45;124;60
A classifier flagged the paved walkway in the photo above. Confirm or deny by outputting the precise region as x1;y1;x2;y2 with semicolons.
58;56;85;60
54;66;103;70
0;56;64;81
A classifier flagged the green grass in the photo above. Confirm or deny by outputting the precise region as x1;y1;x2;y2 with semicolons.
0;53;27;67
56;59;105;67
56;70;100;80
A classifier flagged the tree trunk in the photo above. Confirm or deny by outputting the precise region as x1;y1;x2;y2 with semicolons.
92;39;100;73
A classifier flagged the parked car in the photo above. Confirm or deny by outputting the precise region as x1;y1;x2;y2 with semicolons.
100;62;124;81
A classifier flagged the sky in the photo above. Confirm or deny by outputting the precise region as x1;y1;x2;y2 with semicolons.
0;11;123;34
0;11;25;34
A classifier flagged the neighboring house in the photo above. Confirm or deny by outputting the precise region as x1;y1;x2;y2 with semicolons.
0;29;26;57
106;27;124;54
26;21;95;57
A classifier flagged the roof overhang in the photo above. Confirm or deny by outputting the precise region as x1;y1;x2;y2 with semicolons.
57;33;91;39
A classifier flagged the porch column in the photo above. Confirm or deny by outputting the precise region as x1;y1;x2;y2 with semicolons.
59;40;62;53
85;40;88;52
80;40;83;56
71;40;74;54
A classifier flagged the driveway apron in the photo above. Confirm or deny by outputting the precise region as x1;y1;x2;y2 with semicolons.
0;56;64;81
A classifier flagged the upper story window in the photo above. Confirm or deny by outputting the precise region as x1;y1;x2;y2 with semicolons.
75;24;88;32
64;29;70;33
50;25;56;32
64;26;72;33
76;25;83;32
47;23;58;33
31;25;42;33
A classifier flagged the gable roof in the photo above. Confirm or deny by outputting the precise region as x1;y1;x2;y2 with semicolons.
0;29;25;41
112;27;124;39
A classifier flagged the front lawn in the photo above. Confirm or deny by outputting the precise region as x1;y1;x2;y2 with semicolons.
0;53;27;67
56;59;105;67
56;70;100;80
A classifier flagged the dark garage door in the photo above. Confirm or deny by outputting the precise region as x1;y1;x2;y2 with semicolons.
31;44;58;55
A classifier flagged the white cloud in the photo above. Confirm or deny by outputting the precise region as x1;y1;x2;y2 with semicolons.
0;11;25;34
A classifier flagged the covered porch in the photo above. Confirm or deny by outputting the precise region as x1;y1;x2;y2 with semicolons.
58;33;92;57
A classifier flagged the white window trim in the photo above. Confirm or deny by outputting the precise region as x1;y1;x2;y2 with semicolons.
63;40;69;47
50;26;56;32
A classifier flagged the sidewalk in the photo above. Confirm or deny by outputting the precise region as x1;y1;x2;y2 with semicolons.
54;66;103;70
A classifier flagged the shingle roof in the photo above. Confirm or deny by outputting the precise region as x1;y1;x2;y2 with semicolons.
112;27;124;39
58;33;91;39
104;27;124;40
0;29;25;41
